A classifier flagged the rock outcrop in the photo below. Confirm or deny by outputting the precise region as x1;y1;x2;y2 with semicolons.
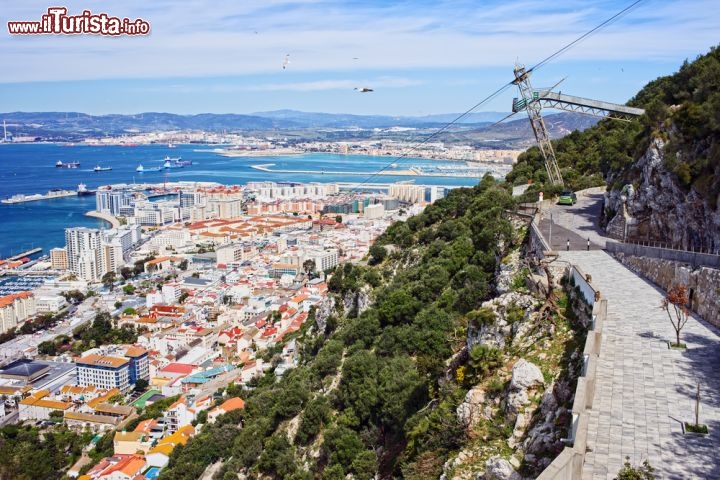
605;138;720;252
484;456;523;480
314;295;335;333
506;359;544;422
467;292;538;351
457;385;491;429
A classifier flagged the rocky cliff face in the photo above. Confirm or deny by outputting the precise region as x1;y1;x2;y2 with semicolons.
443;252;586;480
604;138;720;252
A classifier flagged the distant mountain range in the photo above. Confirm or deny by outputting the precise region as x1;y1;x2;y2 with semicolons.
0;110;598;147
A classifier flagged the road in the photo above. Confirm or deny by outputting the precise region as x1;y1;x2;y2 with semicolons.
535;186;618;251
0;411;19;427
1;295;103;359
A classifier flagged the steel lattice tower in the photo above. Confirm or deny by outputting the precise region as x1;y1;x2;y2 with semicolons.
512;63;564;186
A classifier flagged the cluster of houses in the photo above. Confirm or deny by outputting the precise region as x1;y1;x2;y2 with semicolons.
71;394;246;479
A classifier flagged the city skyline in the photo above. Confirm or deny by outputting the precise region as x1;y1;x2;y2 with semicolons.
1;1;719;116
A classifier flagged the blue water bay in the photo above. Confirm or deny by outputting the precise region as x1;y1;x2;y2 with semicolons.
0;143;482;258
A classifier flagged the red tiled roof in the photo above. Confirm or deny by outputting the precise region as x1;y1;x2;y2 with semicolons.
159;363;194;375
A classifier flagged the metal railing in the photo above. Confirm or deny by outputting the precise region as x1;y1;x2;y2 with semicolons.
606;241;720;269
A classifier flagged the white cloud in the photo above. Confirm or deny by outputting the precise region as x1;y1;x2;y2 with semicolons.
0;0;718;85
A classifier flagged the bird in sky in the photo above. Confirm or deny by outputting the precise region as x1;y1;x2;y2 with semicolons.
282;54;290;70
354;87;373;93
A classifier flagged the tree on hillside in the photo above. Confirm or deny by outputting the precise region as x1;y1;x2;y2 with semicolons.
661;284;690;347
303;259;316;277
368;243;387;265
102;272;117;291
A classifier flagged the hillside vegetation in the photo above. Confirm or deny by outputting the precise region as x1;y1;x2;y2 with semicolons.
508;44;720;207
156;174;587;480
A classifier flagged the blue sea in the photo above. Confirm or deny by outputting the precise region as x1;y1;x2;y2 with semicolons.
0;143;484;258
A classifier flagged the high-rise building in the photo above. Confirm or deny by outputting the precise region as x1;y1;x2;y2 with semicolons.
96;189;135;216
65;227;103;281
64;226;141;281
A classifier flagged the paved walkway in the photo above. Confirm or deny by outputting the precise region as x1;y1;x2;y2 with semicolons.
557;250;720;479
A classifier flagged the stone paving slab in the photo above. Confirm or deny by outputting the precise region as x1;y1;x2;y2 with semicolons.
558;250;720;479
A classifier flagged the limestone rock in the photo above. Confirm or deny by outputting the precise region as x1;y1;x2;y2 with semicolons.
510;359;544;391
496;250;521;295
484;456;522;480
605;137;720;252
342;286;371;317
457;386;490;428
467;292;537;350
314;296;335;332
506;388;529;419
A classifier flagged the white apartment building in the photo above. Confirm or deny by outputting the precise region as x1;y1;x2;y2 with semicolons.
216;242;257;266
133;200;178;226
250;182;340;201
34;295;67;313
65;227;103;281
0;292;36;334
389;184;426;203
65;226;141;281
363;203;384;219
311;249;339;273
151;229;192;251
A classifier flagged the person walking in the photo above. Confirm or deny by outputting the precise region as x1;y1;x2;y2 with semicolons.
566;239;570;251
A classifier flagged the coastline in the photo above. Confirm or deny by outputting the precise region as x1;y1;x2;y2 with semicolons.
217;147;520;166
85;210;121;229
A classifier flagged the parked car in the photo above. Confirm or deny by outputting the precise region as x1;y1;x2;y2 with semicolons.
558;190;577;205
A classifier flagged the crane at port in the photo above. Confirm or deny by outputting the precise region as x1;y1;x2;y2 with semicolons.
511;62;646;186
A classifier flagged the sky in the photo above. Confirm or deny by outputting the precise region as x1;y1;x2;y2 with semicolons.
1;0;718;116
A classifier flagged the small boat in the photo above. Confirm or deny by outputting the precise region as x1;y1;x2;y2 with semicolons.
77;183;96;196
93;165;112;172
56;161;80;168
162;160;182;168
163;157;184;169
168;143;176;148
163;155;191;166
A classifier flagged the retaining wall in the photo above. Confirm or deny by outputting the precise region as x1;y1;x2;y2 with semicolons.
538;271;606;480
606;242;720;269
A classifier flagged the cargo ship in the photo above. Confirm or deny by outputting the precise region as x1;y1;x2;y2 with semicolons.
77;183;96;196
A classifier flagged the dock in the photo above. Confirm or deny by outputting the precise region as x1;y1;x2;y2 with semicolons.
1;189;76;204
7;248;42;261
